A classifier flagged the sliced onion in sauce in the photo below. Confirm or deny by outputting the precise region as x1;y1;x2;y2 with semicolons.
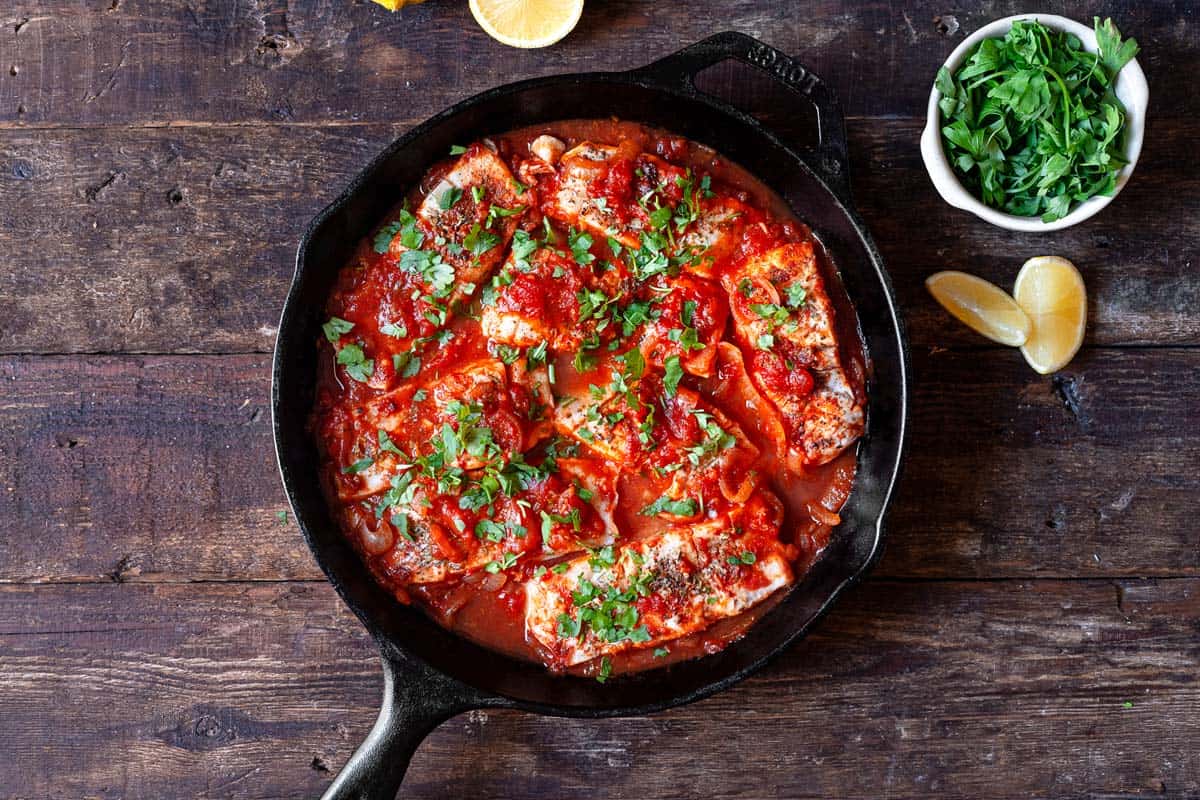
805;501;841;527
359;522;395;556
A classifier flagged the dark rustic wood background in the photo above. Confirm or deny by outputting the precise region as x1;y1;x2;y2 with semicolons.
1;1;1198;797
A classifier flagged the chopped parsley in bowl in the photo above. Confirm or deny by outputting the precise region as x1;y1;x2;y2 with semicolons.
921;15;1147;231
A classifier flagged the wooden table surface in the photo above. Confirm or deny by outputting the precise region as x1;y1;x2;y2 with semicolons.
1;1;1197;797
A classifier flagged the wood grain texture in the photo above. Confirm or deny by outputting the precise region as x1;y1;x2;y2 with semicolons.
1;349;1195;584
1;579;1196;799
1;1;1198;797
1;0;1195;126
0;118;1196;354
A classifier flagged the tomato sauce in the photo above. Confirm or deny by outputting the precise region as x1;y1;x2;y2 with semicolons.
311;120;866;679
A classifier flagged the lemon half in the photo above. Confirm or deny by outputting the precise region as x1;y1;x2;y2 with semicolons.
926;270;1032;346
1013;256;1087;374
469;0;584;48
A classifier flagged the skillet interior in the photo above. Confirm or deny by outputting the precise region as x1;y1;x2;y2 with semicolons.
274;73;907;714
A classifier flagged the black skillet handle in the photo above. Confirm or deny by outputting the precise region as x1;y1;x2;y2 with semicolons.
321;649;491;800
629;31;852;201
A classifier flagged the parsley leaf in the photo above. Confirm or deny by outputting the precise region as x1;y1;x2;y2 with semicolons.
1095;17;1139;75
399;249;455;298
639;496;697;517
380;320;407;338
322;317;353;343
342;456;374;474
569;228;595;266
463;223;500;257
374;209;423;253
662;355;684;397
336;342;374;383
681;299;697;327
438;186;463;210
784;282;807;309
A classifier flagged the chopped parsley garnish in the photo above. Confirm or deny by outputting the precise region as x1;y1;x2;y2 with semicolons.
577;287;615;325
276;510;288;525
486;203;525;228
322;316;354;343
484;551;521;573
639;496;698;517
449;144;468;155
662;355;684;397
526;340;549;369
463;223;500;257
619;347;645;382
685;409;736;466
510;229;538;272
596;656;613;683
471;185;485;204
784;282;808;309
667;325;705;352
336;342;374;383
681;299;697;327
374;208;424;254
555;552;655;663
750;303;790;326
630;233;670;281
474;518;526;543
619;299;658;336
573;348;598;373
438;186;463;210
756;333;775;350
587;545;617;570
393;512;415;542
373;221;403;254
392;350;421;378
380;320;408;338
399;248;455;298
672;171;713;232
568;228;595;266
342;456;374;474
726;551;757;566
540;509;582;538
495;344;521;365
653;647;669;658
378;431;406;461
374;470;418;520
647;204;672;231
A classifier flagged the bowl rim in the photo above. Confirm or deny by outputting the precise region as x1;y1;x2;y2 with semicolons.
920;12;1149;232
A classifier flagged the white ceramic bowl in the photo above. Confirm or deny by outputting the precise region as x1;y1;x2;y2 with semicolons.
920;13;1148;232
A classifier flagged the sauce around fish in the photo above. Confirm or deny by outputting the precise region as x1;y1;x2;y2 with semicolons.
311;120;866;679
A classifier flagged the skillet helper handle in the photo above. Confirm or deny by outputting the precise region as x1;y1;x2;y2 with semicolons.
321;651;483;800
631;31;851;200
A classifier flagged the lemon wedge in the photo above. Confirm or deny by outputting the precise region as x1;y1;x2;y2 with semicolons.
925;270;1032;346
1013;256;1087;374
469;0;584;48
370;0;424;10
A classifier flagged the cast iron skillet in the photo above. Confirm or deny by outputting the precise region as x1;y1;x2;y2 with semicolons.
274;31;908;800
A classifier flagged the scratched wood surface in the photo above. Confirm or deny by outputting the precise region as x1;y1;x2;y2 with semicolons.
0;1;1197;798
